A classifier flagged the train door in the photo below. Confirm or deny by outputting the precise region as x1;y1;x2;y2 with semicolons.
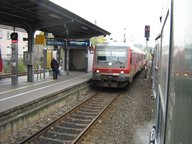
131;53;136;74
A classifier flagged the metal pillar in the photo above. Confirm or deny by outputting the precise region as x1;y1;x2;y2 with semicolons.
43;48;47;79
27;29;35;82
86;47;88;73
64;25;69;75
62;48;65;75
66;43;69;75
146;39;148;52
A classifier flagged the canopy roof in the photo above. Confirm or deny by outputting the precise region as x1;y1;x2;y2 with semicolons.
0;0;110;39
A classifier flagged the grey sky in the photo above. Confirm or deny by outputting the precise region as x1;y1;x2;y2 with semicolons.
50;0;162;46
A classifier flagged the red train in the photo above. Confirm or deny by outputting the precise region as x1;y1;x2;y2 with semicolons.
92;42;145;88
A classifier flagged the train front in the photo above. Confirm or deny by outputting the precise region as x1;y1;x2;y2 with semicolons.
92;42;130;88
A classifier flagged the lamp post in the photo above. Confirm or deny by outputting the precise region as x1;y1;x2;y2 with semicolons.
123;28;126;43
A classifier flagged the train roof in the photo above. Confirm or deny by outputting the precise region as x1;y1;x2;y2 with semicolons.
131;45;146;54
96;42;145;54
96;42;131;47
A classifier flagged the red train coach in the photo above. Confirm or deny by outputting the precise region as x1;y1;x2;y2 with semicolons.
92;42;145;88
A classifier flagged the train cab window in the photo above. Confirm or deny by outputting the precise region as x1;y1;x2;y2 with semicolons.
97;49;110;62
96;46;127;63
97;56;106;61
111;51;126;63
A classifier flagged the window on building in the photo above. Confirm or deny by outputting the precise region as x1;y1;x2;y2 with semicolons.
7;31;11;40
6;47;11;55
0;30;2;39
23;33;26;38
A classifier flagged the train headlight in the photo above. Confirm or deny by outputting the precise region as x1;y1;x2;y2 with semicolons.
184;73;188;77
96;70;100;73
120;71;124;74
108;62;112;66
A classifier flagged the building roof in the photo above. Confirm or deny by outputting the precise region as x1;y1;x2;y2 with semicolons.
0;0;110;39
0;24;26;33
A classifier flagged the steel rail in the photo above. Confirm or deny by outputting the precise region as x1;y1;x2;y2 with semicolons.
19;91;101;144
72;91;122;144
20;90;122;144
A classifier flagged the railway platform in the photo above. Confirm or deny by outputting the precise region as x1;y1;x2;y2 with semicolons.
0;71;92;114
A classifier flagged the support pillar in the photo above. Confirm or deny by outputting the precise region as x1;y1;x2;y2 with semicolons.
27;29;35;82
43;48;47;79
66;44;69;75
86;47;88;73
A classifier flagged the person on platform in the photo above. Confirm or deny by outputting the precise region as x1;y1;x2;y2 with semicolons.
51;57;59;79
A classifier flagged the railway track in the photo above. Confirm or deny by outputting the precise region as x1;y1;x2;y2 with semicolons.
20;90;122;144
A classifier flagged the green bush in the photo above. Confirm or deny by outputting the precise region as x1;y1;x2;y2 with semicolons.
3;61;10;73
18;59;27;73
3;60;27;74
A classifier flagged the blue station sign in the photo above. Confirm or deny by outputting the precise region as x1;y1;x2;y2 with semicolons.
46;39;90;47
46;39;66;46
67;40;90;47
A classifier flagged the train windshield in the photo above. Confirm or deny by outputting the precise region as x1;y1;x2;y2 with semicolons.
96;46;127;63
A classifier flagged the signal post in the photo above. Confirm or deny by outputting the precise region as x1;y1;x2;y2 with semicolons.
10;32;18;85
145;25;150;52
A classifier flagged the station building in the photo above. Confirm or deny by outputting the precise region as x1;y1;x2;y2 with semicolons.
0;24;95;74
0;24;28;60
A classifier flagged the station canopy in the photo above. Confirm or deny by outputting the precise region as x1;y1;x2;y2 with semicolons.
0;0;110;39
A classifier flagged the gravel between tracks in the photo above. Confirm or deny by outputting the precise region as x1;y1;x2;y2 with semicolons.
79;71;155;144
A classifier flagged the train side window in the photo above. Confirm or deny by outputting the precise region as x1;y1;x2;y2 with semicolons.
130;53;132;64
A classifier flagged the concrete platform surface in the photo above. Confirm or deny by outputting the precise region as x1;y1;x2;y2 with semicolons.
0;71;92;114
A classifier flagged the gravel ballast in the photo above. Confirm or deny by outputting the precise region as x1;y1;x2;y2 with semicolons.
79;71;155;144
